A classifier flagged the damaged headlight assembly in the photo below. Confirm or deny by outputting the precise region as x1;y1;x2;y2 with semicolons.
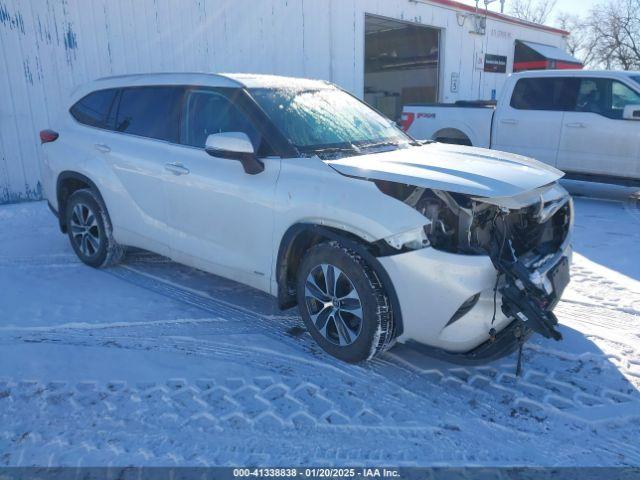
384;226;430;250
374;180;480;254
375;179;573;373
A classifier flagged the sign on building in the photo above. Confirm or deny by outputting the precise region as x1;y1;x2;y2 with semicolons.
484;54;508;73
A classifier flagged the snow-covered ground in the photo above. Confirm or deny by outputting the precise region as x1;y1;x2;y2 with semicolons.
0;181;639;467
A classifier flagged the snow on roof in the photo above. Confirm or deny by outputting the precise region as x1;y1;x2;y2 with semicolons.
221;73;332;89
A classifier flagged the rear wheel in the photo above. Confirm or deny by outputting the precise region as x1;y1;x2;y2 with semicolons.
65;189;124;268
296;242;395;362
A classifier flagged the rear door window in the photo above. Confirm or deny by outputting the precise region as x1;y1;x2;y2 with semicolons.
70;89;118;128
114;86;184;142
510;77;579;111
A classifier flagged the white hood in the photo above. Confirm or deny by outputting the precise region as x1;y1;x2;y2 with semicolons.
325;143;564;198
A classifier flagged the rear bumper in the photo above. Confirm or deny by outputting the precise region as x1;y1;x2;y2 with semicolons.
378;241;572;356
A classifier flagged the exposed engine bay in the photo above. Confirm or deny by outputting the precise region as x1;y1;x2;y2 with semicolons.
375;180;572;347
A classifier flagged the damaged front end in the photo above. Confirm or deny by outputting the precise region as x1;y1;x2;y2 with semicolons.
376;180;573;356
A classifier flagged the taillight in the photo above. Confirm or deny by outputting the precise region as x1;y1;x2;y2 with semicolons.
399;112;415;132
40;129;59;144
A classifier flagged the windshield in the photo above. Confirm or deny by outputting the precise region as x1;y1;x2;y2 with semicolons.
249;87;413;156
630;75;640;87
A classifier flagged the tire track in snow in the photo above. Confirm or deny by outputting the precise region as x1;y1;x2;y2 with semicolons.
106;257;640;424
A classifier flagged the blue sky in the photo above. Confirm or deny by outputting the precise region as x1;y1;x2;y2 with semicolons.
458;0;601;25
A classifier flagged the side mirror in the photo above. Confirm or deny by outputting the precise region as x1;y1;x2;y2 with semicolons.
622;105;640;120
204;132;264;174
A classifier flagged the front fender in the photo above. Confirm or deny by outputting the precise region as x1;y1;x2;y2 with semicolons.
274;157;428;244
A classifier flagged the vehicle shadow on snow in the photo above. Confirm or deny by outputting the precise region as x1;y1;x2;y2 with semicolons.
562;179;640;281
117;247;640;428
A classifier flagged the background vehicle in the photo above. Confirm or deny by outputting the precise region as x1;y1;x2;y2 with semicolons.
401;70;640;186
39;73;572;364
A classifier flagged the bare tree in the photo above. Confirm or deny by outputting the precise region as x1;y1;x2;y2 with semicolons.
556;12;599;67
588;0;640;70
508;0;558;24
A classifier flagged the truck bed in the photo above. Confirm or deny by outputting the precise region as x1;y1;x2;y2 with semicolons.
402;103;495;149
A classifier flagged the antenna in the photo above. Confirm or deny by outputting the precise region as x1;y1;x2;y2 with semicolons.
484;0;505;13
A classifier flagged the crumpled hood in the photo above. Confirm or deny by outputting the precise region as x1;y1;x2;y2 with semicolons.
324;143;564;198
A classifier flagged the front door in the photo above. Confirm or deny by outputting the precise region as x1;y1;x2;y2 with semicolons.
557;77;640;179
164;88;281;292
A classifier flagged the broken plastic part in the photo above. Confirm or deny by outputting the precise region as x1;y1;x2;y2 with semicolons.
384;226;430;250
375;177;571;347
487;211;567;341
375;180;571;258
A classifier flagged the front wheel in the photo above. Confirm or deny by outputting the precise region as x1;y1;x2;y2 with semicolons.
65;189;124;268
296;242;395;362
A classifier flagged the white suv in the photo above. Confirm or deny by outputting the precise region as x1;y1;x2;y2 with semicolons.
39;73;573;363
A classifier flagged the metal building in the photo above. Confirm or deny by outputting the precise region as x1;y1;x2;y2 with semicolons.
0;0;575;204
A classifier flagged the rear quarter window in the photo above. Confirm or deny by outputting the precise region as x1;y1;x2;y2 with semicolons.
114;86;184;142
69;89;118;128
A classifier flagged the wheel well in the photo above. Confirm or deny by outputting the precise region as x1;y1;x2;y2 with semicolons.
276;223;404;336
433;128;472;146
56;172;102;233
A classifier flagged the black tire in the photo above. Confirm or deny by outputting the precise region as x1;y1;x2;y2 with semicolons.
64;189;124;268
434;136;472;146
296;241;395;362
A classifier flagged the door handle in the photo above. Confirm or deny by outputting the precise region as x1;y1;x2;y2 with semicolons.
94;143;111;153
500;118;518;125
565;122;586;128
165;162;190;175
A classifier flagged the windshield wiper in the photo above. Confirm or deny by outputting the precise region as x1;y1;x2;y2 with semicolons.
314;146;359;153
305;145;361;157
360;140;400;149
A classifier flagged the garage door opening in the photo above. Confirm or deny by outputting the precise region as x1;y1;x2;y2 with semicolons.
364;14;440;121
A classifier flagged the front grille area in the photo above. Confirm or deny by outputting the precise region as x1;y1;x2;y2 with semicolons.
466;197;572;258
505;201;571;256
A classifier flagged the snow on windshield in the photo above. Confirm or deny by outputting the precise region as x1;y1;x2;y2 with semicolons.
250;87;410;154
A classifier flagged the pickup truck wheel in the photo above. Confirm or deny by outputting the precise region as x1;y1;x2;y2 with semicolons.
296;242;395;362
65;189;124;268
434;136;472;146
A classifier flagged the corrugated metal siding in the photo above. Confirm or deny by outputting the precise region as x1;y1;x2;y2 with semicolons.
0;0;567;204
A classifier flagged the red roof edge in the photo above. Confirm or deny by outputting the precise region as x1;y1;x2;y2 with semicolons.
420;0;570;36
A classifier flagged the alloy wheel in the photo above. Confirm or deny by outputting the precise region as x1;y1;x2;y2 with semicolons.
69;203;101;257
304;263;363;346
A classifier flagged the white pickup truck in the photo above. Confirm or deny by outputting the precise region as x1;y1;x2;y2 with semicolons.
401;70;640;185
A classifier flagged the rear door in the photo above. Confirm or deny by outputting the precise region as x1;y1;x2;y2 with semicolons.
492;77;570;167
557;77;640;179
103;86;184;253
